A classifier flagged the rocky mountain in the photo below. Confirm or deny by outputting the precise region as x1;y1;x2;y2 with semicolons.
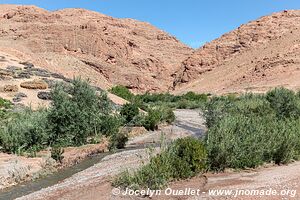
0;5;192;93
173;10;300;94
1;5;300;96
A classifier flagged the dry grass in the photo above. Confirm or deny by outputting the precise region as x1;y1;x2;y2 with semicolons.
20;79;48;90
2;84;18;92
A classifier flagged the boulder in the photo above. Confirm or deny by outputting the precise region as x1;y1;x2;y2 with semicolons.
20;79;48;90
3;85;18;92
37;91;52;100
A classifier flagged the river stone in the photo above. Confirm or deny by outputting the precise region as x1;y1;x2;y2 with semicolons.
19;62;34;69
25;68;51;77
13;72;31;79
37;91;52;100
6;65;22;72
12;97;22;102
3;85;18;92
42;78;58;88
20;79;48;90
13;92;28;102
51;73;65;79
0;69;14;76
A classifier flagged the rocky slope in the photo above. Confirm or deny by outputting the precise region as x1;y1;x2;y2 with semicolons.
1;5;300;95
174;10;300;94
0;4;192;93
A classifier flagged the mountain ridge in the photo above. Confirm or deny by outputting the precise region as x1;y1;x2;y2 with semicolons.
0;4;192;93
173;10;300;94
1;5;300;95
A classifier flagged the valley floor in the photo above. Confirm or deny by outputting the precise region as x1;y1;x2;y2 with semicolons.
4;110;300;200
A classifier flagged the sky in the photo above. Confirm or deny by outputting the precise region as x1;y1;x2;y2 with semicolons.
1;0;300;48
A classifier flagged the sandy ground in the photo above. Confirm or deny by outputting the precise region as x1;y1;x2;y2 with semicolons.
0;153;47;190
0;142;108;191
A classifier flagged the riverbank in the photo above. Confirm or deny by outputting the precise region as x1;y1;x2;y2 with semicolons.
0;140;109;191
7;109;204;200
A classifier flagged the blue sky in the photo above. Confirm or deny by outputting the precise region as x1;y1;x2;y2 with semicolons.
1;0;300;48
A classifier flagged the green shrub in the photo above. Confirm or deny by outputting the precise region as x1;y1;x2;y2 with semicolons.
109;132;129;150
160;106;175;124
170;137;207;179
266;88;300;119
182;92;208;102
99;115;122;137
205;89;300;170
142;109;161;131
204;96;234;128
51;146;65;163
0;98;12;109
120;103;139;123
0;109;48;154
47;78;115;146
0;78;125;154
113;137;207;190
206;114;300;170
109;85;134;101
0;98;12;121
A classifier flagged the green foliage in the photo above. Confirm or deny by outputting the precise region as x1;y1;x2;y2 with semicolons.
205;88;300;170
109;132;129;150
0;109;48;154
0;98;12;109
110;85;208;110
170;137;207;179
99;115;123;137
0;78;126;155
159;106;175;124
47;78;115;146
120;103;139;123
135;92;208;109
113;137;207;190
182;91;208;102
0;98;12;120
204;96;234;128
109;85;134;101
51;146;65;163
142;108;161;131
266;87;300;119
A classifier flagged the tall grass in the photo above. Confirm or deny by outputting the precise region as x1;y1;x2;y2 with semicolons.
109;85;209;109
113;137;207;190
205;88;300;170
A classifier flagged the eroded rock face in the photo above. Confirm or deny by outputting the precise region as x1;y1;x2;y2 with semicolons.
174;10;300;93
0;5;192;93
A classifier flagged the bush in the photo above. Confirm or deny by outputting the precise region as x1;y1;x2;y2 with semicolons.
109;132;129;150
142;109;161;131
0;98;12;109
170;137;207;179
47;78;115;146
182;92;208;102
206;114;300;170
204;96;234;128
51;146;65;163
113;137;207;190
0;78;127;154
120;103;139;123
109;85;134;101
99;115;122;137
0;109;48;154
266;88;300;119
0;98;12;121
205;89;300;170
